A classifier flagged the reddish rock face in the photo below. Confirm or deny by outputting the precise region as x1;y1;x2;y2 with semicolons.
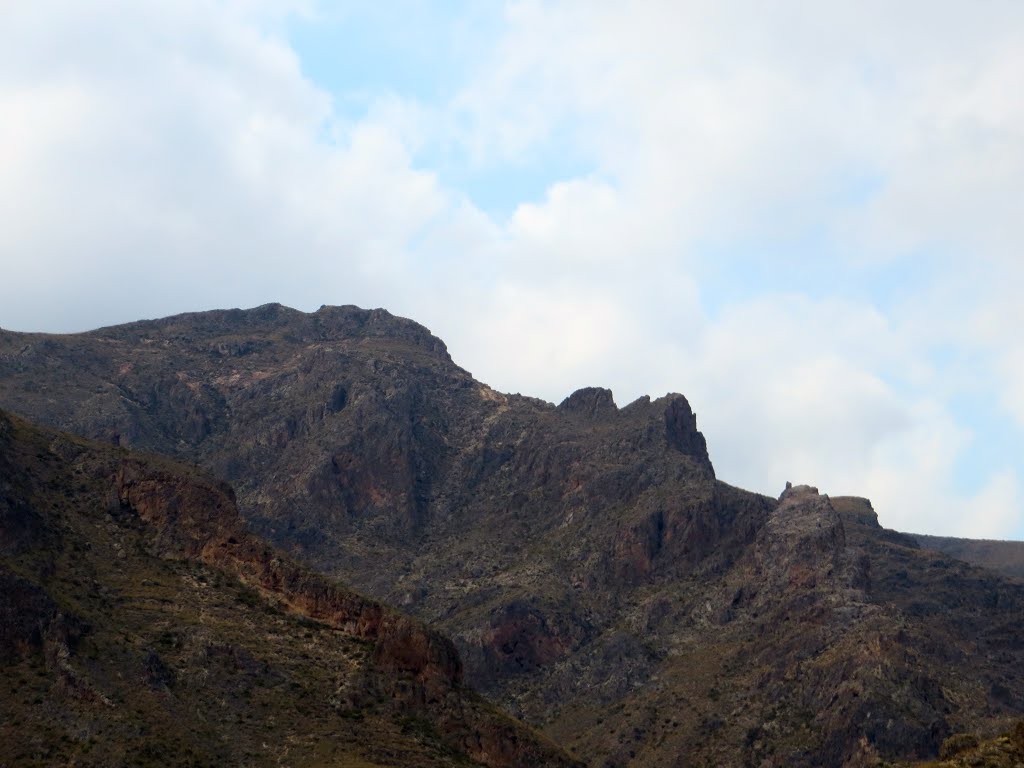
107;456;579;766
112;458;464;701
0;408;581;768
478;601;589;680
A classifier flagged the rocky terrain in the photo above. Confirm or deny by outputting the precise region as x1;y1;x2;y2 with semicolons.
3;303;1024;766
0;407;577;767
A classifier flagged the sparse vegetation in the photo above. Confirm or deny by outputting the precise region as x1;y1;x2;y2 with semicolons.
0;408;579;767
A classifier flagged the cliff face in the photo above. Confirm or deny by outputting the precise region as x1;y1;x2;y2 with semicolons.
0;408;578;768
3;304;1024;766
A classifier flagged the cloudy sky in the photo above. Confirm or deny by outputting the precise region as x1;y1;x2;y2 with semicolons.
2;1;1023;539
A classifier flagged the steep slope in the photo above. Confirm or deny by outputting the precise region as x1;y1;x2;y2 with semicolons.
911;534;1024;581
3;303;1024;766
0;408;578;767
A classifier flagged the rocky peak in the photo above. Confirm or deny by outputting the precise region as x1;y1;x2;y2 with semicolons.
557;387;617;418
311;304;451;358
758;483;847;590
662;393;713;471
830;495;881;529
772;483;839;540
779;481;820;503
830;495;923;549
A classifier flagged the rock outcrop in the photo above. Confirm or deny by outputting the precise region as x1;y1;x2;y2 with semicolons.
557;387;617;418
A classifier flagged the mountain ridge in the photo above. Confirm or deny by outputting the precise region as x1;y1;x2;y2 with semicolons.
3;302;1024;767
911;533;1024;582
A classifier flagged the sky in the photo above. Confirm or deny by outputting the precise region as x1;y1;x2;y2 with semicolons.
2;1;1023;539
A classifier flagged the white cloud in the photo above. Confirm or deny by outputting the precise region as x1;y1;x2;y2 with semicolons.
870;465;1021;540
0;0;451;328
655;296;929;517
434;1;1024;537
969;275;1024;435
1;1;1022;538
999;350;1024;430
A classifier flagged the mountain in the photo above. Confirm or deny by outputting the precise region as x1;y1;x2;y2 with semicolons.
912;535;1024;582
2;303;1024;766
0;407;578;767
